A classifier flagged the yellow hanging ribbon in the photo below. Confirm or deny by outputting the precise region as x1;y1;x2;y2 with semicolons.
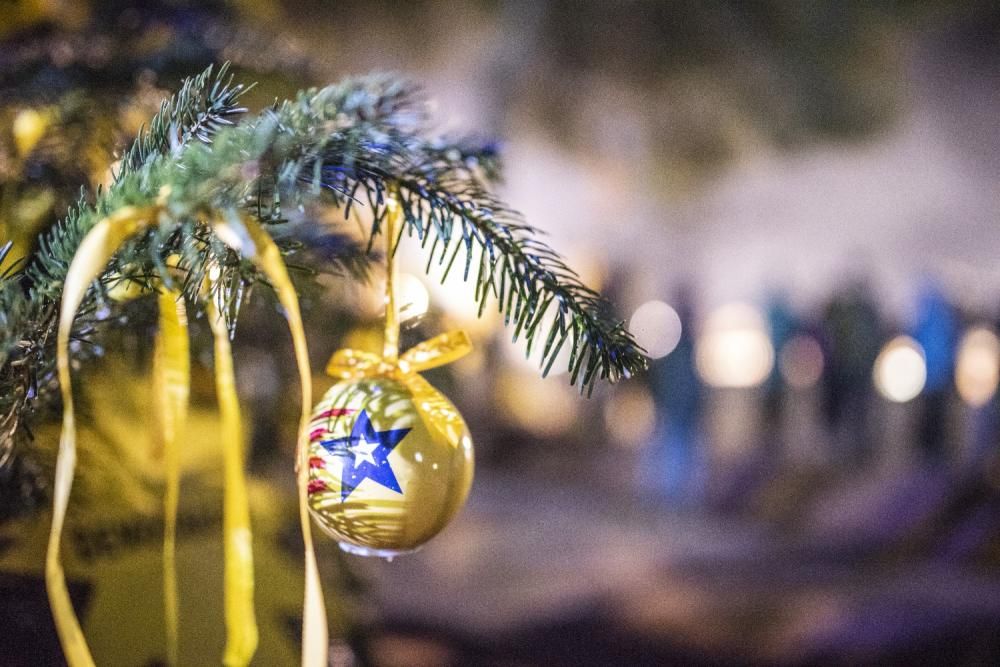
205;285;258;666
52;203;327;666
52;205;161;667
212;212;328;667
153;288;190;667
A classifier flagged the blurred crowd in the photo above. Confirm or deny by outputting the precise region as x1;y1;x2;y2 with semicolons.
606;274;1000;507
446;267;1000;532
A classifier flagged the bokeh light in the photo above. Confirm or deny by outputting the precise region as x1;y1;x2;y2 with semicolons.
413;243;500;335
498;370;578;437
695;303;774;388
396;273;430;321
873;335;926;403
602;385;656;449
955;327;1000;407
629;300;682;359
779;335;824;389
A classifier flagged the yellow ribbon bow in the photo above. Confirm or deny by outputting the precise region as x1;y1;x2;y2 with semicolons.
325;330;472;382
324;330;473;445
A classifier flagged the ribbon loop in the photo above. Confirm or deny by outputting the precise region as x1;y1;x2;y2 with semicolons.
325;349;388;379
51;204;161;667
399;331;472;373
322;330;472;452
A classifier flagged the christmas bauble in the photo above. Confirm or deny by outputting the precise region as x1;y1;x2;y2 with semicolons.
307;375;474;556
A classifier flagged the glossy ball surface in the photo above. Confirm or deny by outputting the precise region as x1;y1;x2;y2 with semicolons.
307;376;474;556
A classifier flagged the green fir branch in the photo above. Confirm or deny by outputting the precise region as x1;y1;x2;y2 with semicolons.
0;66;647;453
117;62;252;179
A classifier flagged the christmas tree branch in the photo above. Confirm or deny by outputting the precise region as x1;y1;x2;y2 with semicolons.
0;65;249;449
261;80;645;390
117;62;252;178
0;66;647;452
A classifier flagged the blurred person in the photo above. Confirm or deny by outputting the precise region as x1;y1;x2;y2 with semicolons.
819;278;883;466
911;277;959;462
643;283;705;506
971;389;1000;469
762;288;798;455
976;307;1000;470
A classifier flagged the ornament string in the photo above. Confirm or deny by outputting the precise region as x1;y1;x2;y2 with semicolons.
153;287;190;667
383;198;401;363
324;197;473;444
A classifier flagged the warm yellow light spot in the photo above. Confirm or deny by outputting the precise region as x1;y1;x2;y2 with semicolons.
603;385;656;449
956;327;1000;407
695;303;774;388
98;159;123;190
13;108;49;157
416;243;499;335
873;336;926;403
498;370;578;436
396;273;430;321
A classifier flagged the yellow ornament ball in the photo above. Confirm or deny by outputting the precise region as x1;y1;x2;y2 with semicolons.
307;375;474;556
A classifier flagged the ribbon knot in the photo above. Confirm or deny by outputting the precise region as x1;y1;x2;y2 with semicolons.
324;330;473;447
325;330;472;383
